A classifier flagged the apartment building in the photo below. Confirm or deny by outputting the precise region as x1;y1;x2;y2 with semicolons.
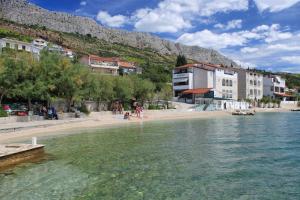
263;75;288;99
235;69;263;100
172;63;238;100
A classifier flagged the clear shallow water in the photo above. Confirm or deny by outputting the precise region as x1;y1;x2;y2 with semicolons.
1;113;300;200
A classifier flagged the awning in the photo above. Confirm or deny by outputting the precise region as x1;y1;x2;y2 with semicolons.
173;78;188;83
274;93;295;97
182;88;212;95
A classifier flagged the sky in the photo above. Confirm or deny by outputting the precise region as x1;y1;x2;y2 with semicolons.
28;0;300;73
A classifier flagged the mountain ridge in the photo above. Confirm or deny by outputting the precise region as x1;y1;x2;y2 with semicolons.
0;0;239;67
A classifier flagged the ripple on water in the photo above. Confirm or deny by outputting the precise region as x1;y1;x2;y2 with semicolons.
0;112;300;199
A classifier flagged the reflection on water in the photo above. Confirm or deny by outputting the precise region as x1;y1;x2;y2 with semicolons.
1;113;300;199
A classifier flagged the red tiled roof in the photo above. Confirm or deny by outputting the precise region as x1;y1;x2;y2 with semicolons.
118;61;136;68
89;55;120;62
176;63;222;71
182;88;212;95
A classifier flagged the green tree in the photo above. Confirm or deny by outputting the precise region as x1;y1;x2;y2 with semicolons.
114;76;134;102
9;53;45;110
56;59;89;111
85;74;115;111
0;55;23;105
176;54;187;67
131;75;155;104
158;84;173;108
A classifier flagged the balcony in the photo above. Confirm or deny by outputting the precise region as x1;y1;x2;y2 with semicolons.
173;73;192;79
173;85;190;90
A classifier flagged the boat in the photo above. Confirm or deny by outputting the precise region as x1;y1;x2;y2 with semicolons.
232;110;255;116
291;109;300;112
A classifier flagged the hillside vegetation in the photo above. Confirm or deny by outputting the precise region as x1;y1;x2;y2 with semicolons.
0;19;177;66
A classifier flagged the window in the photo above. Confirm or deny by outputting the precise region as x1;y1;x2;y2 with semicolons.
222;79;225;86
271;86;274;91
254;89;257;96
174;81;189;86
257;81;261;86
280;87;284;93
22;45;26;50
250;80;253;85
226;80;229;86
5;42;10;48
14;44;18;50
258;90;261;96
250;89;253;95
229;80;233;86
254;80;257;86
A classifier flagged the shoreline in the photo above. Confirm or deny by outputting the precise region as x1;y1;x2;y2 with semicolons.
0;108;292;144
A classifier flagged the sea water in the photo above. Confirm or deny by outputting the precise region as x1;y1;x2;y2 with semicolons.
0;112;300;199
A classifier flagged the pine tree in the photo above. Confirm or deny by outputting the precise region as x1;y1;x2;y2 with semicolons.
176;55;187;67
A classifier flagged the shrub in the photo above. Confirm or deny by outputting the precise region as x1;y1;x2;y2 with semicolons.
148;104;161;110
79;104;90;115
0;107;8;117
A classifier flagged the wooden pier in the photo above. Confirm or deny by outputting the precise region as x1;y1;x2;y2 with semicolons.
0;143;45;170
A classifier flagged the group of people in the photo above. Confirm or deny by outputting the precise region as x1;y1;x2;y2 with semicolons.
123;103;143;120
112;101;124;115
39;106;58;120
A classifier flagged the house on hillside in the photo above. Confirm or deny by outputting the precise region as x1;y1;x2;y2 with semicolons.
0;38;32;52
32;38;48;48
80;55;120;75
234;69;263;100
80;55;141;75
118;61;142;75
0;38;43;58
63;48;75;59
0;37;75;59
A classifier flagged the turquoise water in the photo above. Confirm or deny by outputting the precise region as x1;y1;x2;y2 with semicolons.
1;113;300;199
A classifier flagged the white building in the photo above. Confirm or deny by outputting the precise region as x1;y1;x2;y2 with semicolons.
172;63;238;101
0;38;75;59
32;38;48;48
235;69;263;100
80;55;120;75
263;75;288;99
0;38;32;52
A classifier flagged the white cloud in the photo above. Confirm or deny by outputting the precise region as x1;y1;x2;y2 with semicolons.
133;8;192;33
234;60;257;69
281;56;300;64
267;44;300;51
223;32;300;72
177;24;293;50
80;1;87;6
177;29;247;49
241;47;259;53
96;11;128;28
214;19;242;30
253;0;300;12
132;0;248;33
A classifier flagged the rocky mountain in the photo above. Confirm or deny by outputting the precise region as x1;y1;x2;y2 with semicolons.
0;0;239;67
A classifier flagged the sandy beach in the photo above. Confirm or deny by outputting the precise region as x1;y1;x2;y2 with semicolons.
0;107;292;144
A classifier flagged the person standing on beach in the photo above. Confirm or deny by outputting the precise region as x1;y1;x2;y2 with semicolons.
136;105;140;118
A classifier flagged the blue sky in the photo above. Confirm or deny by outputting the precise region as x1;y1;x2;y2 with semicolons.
29;0;300;73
